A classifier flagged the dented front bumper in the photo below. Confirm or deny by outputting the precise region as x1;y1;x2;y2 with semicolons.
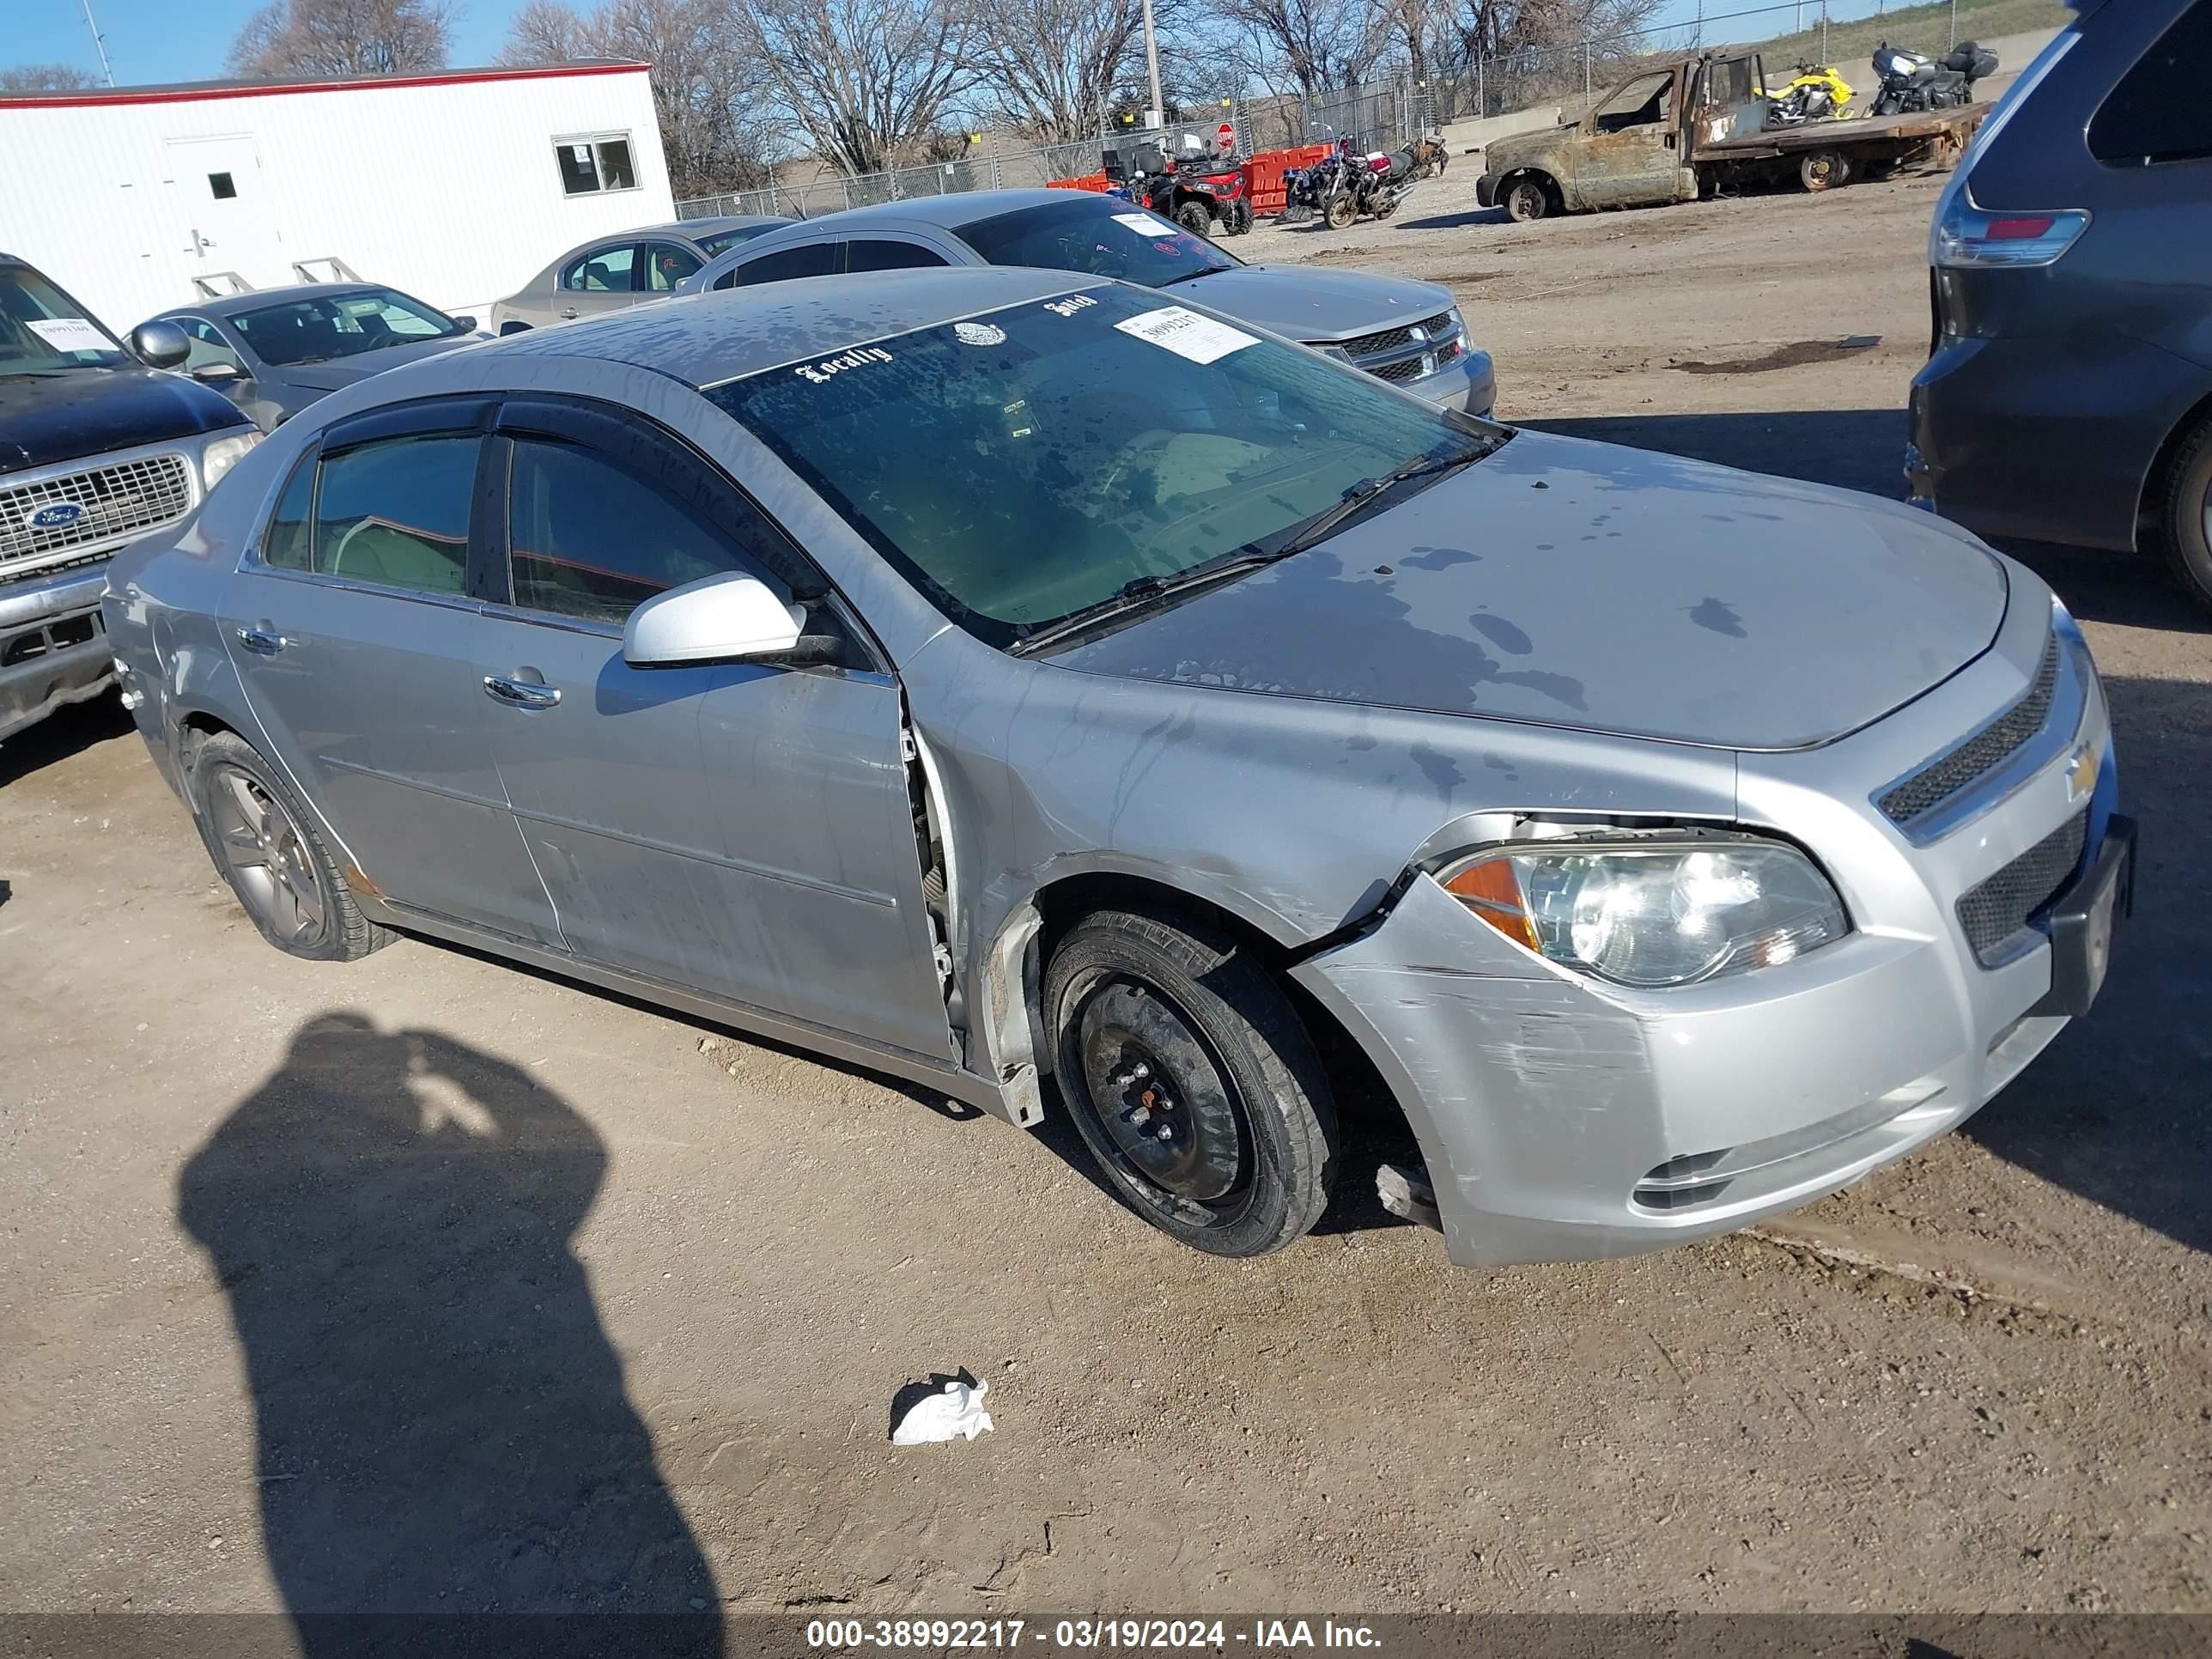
1289;609;2123;1267
1292;875;2063;1266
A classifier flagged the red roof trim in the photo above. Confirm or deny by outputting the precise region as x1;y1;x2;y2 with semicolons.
3;60;651;111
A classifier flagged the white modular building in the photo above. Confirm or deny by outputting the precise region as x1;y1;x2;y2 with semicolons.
0;61;676;331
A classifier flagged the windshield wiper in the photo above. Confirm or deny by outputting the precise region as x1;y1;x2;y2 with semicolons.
1008;549;1291;657
1156;264;1236;289
1271;445;1492;560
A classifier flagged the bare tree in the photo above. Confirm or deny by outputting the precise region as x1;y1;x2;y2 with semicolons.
495;0;591;62
228;0;453;76
734;0;975;174
967;0;1152;142
496;0;780;197
0;63;102;92
1215;0;1387;96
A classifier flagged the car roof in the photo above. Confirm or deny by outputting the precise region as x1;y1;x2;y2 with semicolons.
769;189;1092;235
179;283;399;319
477;266;1109;388
670;215;793;236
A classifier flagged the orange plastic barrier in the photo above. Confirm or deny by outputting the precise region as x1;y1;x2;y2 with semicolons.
1043;143;1337;217
1241;143;1335;217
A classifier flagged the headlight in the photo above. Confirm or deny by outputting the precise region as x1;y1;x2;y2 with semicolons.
1441;835;1849;988
200;430;262;492
1445;307;1468;339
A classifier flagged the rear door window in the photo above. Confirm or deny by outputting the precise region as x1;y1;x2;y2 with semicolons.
2088;1;2212;166
312;435;478;594
562;245;639;292
848;239;951;272
715;242;842;290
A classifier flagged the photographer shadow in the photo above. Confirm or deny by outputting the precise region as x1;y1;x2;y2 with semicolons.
178;1012;722;1654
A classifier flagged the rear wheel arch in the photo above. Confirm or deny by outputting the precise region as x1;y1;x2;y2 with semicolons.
2143;390;2212;611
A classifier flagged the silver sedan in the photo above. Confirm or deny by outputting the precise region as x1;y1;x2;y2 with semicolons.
104;269;2133;1266
488;216;791;333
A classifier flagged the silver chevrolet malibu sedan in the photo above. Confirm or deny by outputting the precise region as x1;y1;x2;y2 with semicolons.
104;269;2133;1267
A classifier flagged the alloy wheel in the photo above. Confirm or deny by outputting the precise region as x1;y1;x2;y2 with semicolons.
207;763;328;946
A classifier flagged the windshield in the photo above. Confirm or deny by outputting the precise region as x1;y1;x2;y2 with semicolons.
955;196;1239;289
0;266;129;374
231;289;461;367
708;285;1492;647
697;223;781;257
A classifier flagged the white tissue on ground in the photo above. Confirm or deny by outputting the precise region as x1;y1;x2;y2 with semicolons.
891;1377;994;1445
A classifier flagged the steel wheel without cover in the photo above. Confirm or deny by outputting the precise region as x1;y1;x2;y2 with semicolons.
207;763;327;945
1800;149;1850;191
1075;978;1246;1204
1044;907;1339;1257
1504;178;1549;222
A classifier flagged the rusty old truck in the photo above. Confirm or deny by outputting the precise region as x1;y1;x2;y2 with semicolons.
1475;49;1990;221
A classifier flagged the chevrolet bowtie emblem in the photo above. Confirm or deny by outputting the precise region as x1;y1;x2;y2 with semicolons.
2064;741;2100;804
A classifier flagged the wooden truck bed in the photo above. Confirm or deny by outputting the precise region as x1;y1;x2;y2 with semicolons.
1696;104;1989;161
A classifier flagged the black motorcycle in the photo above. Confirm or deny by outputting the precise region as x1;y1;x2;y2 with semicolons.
1869;40;1997;115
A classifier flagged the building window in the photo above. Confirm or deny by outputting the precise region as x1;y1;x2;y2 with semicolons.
555;134;638;196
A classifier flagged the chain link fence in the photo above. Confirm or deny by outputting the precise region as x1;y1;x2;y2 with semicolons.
679;0;1995;220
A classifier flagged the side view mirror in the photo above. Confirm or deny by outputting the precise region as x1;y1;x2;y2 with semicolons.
449;314;477;331
191;362;242;383
623;571;807;667
131;319;191;370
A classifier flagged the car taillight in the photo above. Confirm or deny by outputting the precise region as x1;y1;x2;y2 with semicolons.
1931;188;2088;268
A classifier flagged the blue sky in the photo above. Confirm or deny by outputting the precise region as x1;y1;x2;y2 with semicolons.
9;0;1919;89
9;0;521;83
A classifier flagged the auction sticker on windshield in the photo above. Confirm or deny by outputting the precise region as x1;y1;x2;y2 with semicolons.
1115;306;1258;365
1111;212;1176;235
27;318;110;352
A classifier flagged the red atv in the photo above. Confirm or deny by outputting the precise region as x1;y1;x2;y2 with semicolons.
1103;133;1255;239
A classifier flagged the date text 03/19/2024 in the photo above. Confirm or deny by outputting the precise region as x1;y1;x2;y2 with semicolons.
803;1617;1383;1649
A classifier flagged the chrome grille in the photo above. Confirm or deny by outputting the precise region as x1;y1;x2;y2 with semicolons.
1;453;194;571
1880;634;2060;827
1956;807;2087;967
1320;311;1454;363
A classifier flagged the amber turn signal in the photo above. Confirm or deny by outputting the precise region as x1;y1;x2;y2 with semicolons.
1442;857;1540;950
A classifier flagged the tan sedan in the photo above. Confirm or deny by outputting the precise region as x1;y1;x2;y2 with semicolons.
488;216;789;333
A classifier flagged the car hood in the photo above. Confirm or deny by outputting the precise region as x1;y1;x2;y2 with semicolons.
268;335;476;391
0;366;247;475
1482;124;1576;169
1178;264;1455;345
1049;428;2008;751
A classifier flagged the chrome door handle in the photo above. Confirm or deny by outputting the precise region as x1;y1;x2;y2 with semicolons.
483;674;561;709
235;625;285;655
559;307;579;319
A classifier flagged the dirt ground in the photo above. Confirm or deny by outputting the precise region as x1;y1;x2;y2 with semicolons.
3;155;2209;1628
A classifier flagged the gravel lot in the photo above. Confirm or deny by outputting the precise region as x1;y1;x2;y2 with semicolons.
3;155;2209;1623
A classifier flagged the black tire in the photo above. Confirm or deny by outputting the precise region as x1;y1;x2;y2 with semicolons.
1231;198;1255;235
1175;200;1213;238
1374;191;1400;220
186;729;391;961
2156;414;2212;614
1504;177;1550;222
1325;191;1358;230
499;321;532;336
1800;149;1850;191
1044;908;1339;1258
